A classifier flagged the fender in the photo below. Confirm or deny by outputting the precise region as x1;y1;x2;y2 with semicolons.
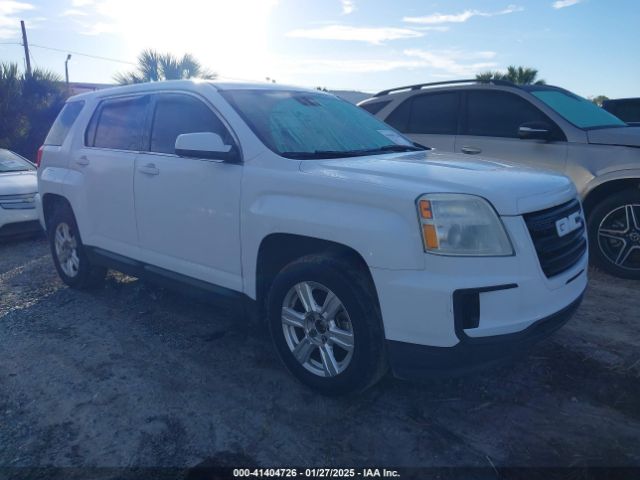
241;189;426;299
581;168;640;199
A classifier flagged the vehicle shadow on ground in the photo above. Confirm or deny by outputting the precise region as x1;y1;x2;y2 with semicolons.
1;253;639;470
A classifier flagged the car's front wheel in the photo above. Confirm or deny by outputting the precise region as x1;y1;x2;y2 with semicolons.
588;189;640;280
267;255;387;395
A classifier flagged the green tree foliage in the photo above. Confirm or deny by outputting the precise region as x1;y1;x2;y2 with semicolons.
115;49;216;84
476;65;546;85
589;95;609;107
0;63;66;161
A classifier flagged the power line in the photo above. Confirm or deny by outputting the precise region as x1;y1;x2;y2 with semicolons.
0;41;135;66
29;44;136;65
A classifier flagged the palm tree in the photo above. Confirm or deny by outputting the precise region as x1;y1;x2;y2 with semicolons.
115;49;216;84
0;62;65;160
476;65;546;85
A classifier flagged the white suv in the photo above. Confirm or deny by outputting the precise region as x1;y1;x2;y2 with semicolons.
37;80;587;394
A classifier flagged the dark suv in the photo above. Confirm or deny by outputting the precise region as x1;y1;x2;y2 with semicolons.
603;98;640;126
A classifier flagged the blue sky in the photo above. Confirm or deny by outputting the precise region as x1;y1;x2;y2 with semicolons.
0;0;638;97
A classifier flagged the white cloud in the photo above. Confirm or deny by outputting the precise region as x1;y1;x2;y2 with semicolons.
286;24;423;45
552;0;583;9
61;8;87;16
404;4;523;24
72;0;94;6
279;49;499;77
0;1;35;39
340;0;355;15
403;49;499;76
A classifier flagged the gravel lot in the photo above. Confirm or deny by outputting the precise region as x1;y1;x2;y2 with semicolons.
1;236;639;476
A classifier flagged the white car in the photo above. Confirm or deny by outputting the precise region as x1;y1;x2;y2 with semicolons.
37;80;587;394
0;149;40;238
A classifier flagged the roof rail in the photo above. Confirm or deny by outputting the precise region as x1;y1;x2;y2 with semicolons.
373;78;517;97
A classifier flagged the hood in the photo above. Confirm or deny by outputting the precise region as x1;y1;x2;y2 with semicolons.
587;126;640;147
298;151;575;216
0;170;37;196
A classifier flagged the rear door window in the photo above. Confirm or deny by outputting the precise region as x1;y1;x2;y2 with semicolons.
45;101;84;146
149;94;230;154
385;92;460;135
87;96;149;151
408;92;459;135
464;91;551;138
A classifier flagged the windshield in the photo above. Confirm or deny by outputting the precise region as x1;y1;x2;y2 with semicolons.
221;89;421;159
0;150;35;173
531;89;627;129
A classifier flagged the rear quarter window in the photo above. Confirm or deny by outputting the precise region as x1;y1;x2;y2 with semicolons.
44;101;85;146
359;100;391;115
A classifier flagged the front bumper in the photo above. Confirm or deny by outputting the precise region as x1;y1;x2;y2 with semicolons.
387;291;584;380
370;213;588;379
0;202;41;238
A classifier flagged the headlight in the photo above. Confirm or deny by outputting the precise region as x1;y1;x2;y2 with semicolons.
417;194;513;256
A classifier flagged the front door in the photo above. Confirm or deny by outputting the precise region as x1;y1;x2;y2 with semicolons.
133;93;243;291
455;90;568;173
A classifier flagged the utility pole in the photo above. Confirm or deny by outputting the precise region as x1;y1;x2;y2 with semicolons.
20;20;32;77
65;54;72;85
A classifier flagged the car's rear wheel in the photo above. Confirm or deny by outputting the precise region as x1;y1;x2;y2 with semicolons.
48;205;106;289
588;189;640;280
267;255;387;395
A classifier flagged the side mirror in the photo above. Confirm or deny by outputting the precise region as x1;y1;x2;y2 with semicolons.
518;122;552;141
175;132;239;163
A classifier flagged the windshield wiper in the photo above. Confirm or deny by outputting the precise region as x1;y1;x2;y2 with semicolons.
281;144;427;160
281;150;367;159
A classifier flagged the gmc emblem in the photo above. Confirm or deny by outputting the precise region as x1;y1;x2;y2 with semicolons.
555;211;582;237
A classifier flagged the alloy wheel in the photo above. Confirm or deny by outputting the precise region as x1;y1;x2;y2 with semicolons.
597;204;640;271
54;222;80;278
281;281;354;378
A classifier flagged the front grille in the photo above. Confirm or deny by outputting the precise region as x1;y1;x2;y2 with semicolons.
0;193;36;210
524;199;587;278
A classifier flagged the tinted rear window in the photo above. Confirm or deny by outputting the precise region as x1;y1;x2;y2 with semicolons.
359;100;391;115
409;93;458;135
88;96;149;151
44;101;84;146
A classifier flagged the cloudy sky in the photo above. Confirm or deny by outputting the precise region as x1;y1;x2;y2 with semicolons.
0;0;638;97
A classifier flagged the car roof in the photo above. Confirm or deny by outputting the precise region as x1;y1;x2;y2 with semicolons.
67;79;324;102
363;80;570;104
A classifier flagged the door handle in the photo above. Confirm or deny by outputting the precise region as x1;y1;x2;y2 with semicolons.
76;155;89;166
138;163;160;176
461;146;482;155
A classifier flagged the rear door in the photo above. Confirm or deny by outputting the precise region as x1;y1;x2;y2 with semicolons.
76;94;149;257
133;92;243;291
384;91;459;151
455;90;568;173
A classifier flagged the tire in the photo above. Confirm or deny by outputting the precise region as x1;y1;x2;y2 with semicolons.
48;204;107;289
587;189;640;280
267;255;387;395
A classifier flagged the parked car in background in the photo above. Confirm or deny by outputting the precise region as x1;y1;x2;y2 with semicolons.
602;98;640;126
361;80;640;279
0;149;41;239
37;80;587;394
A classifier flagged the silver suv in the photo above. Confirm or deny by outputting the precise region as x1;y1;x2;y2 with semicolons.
361;80;640;279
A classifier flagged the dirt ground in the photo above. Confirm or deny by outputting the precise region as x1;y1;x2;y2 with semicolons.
0;236;639;477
